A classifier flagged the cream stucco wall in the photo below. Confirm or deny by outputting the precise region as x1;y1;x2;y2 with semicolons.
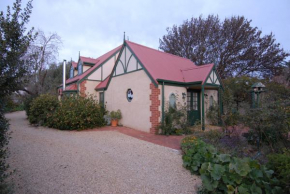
74;70;78;76
88;67;102;80
102;55;116;80
158;85;187;122
200;89;218;124
83;65;91;73
85;80;100;100
157;84;219;125
105;70;152;132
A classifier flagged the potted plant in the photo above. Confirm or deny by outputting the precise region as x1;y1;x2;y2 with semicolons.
110;109;122;127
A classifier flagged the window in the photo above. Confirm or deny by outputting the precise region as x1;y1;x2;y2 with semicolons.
70;67;74;78
99;92;104;106
187;91;199;111
127;89;133;102
192;92;198;110
78;61;82;75
169;93;176;108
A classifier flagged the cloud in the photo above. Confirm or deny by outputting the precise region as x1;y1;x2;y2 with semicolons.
1;0;289;62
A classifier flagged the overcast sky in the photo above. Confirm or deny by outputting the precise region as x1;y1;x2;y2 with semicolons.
1;0;290;63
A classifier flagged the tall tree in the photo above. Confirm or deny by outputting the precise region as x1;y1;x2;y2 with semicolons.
0;0;34;191
159;15;289;79
0;0;35;98
22;29;62;95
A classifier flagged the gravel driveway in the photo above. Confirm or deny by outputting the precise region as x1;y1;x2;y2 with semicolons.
6;111;200;194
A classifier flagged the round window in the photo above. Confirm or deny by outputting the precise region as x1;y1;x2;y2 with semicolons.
127;89;133;102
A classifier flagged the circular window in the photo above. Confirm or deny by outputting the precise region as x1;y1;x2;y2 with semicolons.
127;89;133;102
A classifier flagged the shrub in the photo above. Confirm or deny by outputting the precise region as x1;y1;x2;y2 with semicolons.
47;96;105;130
0;100;12;193
267;150;290;193
110;109;122;120
206;102;219;125
158;106;191;135
23;95;38;117
28;94;59;125
181;136;282;193
243;98;290;151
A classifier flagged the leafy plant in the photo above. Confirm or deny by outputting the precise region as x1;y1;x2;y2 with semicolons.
267;150;290;193
0;101;12;193
158;105;191;135
181;136;282;193
206;102;219;125
243;97;290;151
47;96;105;130
28;94;59;125
110;109;122;120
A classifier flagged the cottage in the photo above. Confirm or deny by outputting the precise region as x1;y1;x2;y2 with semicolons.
59;40;223;133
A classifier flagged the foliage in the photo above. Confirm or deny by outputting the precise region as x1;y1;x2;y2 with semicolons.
47;96;105;130
28;94;59;125
2;96;23;113
0;101;12;193
0;0;35;98
206;102;219;125
110;109;122;120
220;85;240;134
158;105;191;135
181;136;282;193
223;76;259;110
267;150;290;193
0;1;35;192
22;30;63;96
243;95;290;151
159;15;289;79
23;94;38;117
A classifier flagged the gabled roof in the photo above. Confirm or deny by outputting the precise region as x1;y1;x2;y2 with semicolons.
180;64;214;84
80;56;99;65
58;83;77;95
95;76;109;90
65;83;77;91
125;40;214;84
71;61;77;69
63;45;122;86
97;40;218;90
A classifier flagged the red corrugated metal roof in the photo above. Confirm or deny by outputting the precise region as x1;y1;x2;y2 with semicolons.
65;83;77;90
181;64;214;84
72;61;77;69
125;40;213;84
80;56;99;64
95;76;109;90
63;45;122;86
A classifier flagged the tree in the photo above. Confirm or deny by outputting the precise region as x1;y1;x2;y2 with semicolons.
159;15;289;79
223;76;259;110
22;30;62;95
0;0;34;191
0;0;35;98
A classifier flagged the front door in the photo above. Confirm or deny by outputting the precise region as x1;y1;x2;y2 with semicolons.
187;90;201;125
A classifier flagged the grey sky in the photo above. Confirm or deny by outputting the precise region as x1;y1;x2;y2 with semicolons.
1;0;290;63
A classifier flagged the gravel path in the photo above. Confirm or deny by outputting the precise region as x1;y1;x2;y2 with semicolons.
6;111;200;194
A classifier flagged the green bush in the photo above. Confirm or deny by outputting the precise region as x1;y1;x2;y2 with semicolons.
181;136;282;193
28;94;59;125
267;150;290;193
0;100;12;193
158;106;191;135
23;95;38;117
110;109;122;120
47;96;105;130
206;102;219;125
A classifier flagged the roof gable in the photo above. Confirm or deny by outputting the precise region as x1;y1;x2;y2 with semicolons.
125;40;215;84
63;45;122;86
